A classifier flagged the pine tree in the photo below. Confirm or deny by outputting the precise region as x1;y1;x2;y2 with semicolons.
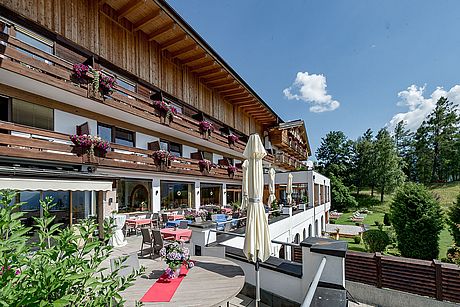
316;131;354;182
352;129;375;194
374;128;405;202
425;97;459;182
413;122;433;184
393;120;415;180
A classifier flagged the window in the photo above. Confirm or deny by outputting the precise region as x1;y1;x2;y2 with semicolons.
102;68;136;94
97;123;112;142
203;151;213;161
164;98;183;114
14;26;53;63
160;140;182;157
160;181;195;210
12;99;53;130
115;127;134;147
0;96;9;122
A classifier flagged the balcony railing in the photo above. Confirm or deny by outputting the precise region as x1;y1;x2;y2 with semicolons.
0;31;276;163
0;121;243;181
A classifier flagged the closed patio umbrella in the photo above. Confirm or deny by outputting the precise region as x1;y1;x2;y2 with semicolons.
286;173;293;205
240;160;249;211
268;168;276;208
243;134;271;307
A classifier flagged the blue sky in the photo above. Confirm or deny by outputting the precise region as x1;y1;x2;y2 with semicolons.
167;0;460;156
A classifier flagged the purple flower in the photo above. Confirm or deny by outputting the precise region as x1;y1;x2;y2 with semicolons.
199;121;214;133
73;63;89;80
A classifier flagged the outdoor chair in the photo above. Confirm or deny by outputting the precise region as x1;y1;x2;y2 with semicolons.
110;252;140;278
179;220;188;229
151;213;160;228
152;229;172;254
179;231;192;244
140;228;154;258
161;214;169;227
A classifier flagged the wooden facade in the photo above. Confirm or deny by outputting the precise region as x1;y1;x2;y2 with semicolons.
0;0;277;136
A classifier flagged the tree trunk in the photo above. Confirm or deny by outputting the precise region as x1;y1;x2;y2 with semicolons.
371;184;374;196
380;185;384;203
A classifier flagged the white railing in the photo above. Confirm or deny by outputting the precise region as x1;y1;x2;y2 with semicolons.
301;257;327;307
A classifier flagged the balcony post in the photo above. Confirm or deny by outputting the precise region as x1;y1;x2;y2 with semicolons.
152;178;161;213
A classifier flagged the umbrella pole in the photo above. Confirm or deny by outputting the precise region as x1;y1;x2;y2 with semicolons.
255;258;260;307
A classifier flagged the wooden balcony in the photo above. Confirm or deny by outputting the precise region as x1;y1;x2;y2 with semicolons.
0;121;243;182
0;31;275;163
269;129;308;160
274;153;304;170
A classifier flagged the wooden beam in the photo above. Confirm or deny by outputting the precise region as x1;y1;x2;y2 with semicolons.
117;0;144;20
202;73;228;83
206;78;234;87
180;53;207;64
196;67;222;77
224;93;251;100
219;87;244;95
99;0;108;6
160;34;187;50
231;98;257;105
170;44;198;57
148;23;176;41
212;82;239;90
133;10;162;31
189;60;215;72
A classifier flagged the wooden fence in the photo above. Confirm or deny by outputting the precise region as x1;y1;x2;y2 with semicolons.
345;251;460;303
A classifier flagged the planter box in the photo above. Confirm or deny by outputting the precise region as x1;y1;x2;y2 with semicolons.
282;206;292;215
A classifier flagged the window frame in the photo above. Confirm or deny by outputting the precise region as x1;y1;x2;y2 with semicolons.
159;139;182;157
11;98;54;131
97;123;135;148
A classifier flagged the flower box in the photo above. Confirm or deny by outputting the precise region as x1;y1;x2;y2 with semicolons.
227;134;239;146
227;165;237;178
199;121;214;139
198;159;215;174
152;150;174;170
152;101;177;125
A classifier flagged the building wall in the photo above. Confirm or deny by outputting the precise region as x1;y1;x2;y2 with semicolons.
0;0;264;137
54;109;97;136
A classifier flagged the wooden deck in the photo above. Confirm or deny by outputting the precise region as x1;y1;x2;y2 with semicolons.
105;236;245;307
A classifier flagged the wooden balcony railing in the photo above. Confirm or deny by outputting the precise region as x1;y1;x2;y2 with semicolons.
0;121;242;181
269;129;308;160
0;31;275;163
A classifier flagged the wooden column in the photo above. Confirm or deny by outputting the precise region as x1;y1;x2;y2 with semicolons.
375;252;383;288
433;259;443;300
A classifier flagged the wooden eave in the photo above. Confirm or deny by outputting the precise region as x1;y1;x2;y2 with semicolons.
106;0;281;127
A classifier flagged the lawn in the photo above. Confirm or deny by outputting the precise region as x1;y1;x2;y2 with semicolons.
333;183;460;260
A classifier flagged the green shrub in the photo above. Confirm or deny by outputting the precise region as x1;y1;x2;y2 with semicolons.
390;182;443;260
0;190;143;306
329;219;336;224
353;236;361;244
362;229;390;252
330;175;358;211
374;220;381;226
447;193;460;246
383;213;391;226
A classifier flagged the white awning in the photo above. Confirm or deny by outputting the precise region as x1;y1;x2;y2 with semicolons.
0;177;113;191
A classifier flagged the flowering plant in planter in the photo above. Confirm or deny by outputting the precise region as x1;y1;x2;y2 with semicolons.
227;134;239;146
198;159;215;173
159;241;194;279
72;63;89;81
199;121;214;138
92;136;110;155
70;134;93;149
152;150;174;166
227;165;238;177
153;101;178;123
99;74;116;96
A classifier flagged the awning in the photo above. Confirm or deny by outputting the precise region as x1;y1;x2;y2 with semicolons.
0;177;113;191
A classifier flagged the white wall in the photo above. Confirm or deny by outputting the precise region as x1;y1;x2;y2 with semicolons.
54;109;97;135
213;153;223;165
135;132;159;150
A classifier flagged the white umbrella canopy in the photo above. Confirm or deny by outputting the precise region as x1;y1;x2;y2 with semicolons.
243;134;271;263
286;173;293;205
242;134;271;307
268;168;276;208
240;160;249;211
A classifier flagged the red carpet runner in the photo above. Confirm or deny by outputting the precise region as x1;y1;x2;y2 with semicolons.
140;265;189;303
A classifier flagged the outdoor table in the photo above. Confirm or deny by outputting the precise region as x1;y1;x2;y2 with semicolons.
126;218;152;234
167;214;185;221
160;228;192;241
165;220;192;228
121;256;245;306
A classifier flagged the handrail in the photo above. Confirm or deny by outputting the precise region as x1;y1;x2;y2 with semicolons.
301;257;327;307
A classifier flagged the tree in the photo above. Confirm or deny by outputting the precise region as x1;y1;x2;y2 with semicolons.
390;183;443;260
424;97;459;182
362;229;390;253
374;128;405;202
316;131;354;182
352;129;375;195
330;174;358;211
447;193;460;246
393;120;416;180
413;122;433;184
0;190;142;306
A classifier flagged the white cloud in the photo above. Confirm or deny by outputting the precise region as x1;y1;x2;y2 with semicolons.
388;84;460;131
283;71;340;113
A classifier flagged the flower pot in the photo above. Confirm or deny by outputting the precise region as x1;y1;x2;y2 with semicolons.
167;264;181;279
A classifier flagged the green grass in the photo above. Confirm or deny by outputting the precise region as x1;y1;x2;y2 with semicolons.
333;184;460;259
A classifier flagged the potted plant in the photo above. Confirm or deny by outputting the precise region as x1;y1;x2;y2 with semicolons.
92;136;110;157
72;63;89;83
159;241;194;279
227;134;239;147
199;121;214;139
152;150;174;170
153;101;177;125
198;159;214;174
99;74;116;97
227;165;237;178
